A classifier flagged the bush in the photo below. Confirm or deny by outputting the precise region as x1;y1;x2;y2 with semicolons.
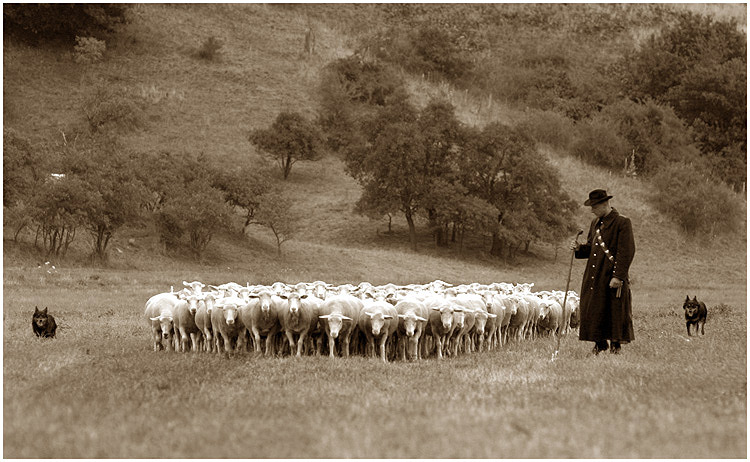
570;118;630;170
82;83;145;133
196;36;223;61
73;36;106;64
650;163;743;236
598;99;703;176
516;109;575;151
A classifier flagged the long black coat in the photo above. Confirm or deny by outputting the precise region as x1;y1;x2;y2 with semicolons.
574;208;635;343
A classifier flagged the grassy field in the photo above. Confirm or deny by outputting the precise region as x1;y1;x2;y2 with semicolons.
3;270;746;458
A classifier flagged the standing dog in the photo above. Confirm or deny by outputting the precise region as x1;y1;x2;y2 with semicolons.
32;306;57;338
683;296;707;336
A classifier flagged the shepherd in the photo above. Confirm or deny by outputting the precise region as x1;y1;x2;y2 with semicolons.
570;189;635;355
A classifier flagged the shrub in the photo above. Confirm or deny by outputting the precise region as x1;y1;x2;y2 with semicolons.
73;36;106;64
196;36;223;61
650;162;743;236
570;118;629;170
598;99;703;176
82;83;145;133
516;109;575;151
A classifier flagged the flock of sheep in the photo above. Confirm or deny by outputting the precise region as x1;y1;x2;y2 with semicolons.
145;279;581;361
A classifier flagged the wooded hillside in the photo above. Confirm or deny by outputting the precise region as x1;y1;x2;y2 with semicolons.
3;4;746;290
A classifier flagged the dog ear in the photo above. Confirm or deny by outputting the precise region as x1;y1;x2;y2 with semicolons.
43;307;48;314
692;296;697;302
685;295;690;302
34;306;40;313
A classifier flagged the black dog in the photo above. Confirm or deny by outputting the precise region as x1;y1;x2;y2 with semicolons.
683;296;707;336
32;306;57;338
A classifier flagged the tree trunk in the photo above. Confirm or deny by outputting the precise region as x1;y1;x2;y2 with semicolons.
405;210;417;251
428;209;445;247
282;154;292;180
490;232;503;257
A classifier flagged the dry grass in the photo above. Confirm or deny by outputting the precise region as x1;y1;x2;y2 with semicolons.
3;279;746;458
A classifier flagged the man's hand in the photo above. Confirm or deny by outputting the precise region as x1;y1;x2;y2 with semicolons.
569;239;580;251
609;277;623;289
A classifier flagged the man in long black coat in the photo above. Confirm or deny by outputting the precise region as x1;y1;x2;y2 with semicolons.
571;189;635;355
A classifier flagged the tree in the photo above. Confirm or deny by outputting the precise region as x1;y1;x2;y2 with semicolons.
460;122;576;258
4;4;129;45
249;112;323;180
157;181;231;260
28;176;94;258
346;101;427;251
416;100;466;246
621;11;747;188
211;165;274;234
3;128;48;207
254;194;296;257
316;55;408;152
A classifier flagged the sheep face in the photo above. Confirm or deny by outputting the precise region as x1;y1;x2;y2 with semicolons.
368;312;392;336
222;304;239;325
320;313;351;339
258;291;274;314
452;310;466;330
398;313;424;337
438;307;454;331
150;315;174;341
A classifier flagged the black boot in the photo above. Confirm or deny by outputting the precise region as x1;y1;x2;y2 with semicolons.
592;341;608;355
610;341;621;354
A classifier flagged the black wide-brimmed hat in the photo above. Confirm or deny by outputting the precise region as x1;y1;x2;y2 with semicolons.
584;189;613;206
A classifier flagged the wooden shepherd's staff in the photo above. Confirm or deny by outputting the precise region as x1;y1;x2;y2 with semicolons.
551;229;583;362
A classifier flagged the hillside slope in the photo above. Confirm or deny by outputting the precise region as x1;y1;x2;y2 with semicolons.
3;4;746;300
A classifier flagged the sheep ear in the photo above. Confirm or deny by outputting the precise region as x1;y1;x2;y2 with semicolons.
150;316;160;321
383;315;393;319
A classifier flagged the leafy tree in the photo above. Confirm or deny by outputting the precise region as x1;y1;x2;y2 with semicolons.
346;101;427;250
61;142;147;262
28;176;94;258
416;100;466;246
317;55;408;152
460;122;576;258
4;4;129;45
249;111;323;180
157;181;231;259
621;11;746;188
211;165;275;234
3;128;49;208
